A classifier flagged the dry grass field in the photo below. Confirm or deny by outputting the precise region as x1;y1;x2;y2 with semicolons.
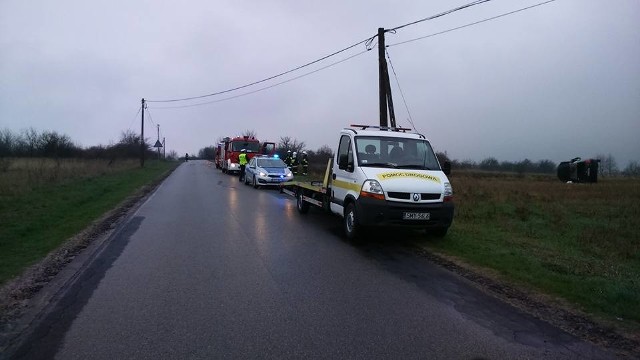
0;157;140;196
425;171;640;330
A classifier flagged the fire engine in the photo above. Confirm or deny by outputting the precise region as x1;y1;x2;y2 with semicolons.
214;141;225;169
218;136;276;174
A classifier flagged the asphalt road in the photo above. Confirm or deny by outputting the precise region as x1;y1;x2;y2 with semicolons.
12;160;614;359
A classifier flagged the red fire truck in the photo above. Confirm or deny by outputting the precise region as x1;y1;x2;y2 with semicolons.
214;140;226;169
218;136;276;174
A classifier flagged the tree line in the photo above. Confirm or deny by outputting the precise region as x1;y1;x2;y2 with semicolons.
0;128;178;160
435;152;640;177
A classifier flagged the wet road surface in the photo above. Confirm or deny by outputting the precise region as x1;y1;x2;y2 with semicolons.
11;160;614;359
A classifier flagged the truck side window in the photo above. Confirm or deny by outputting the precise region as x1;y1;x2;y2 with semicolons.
337;135;354;172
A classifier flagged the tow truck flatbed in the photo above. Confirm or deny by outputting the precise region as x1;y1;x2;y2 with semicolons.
280;159;333;211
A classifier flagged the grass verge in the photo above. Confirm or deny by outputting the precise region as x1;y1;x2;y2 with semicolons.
0;159;177;286
421;172;640;332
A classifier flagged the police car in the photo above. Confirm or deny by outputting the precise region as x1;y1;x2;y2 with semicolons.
244;155;293;189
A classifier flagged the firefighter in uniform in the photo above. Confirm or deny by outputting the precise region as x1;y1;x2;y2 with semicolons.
238;149;248;182
284;150;292;170
301;151;309;176
291;152;299;175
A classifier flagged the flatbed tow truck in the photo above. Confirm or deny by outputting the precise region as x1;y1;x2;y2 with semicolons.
280;125;454;240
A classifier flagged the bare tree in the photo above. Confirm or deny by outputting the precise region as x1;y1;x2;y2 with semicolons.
278;136;305;154
479;157;499;171
167;150;178;161
0;128;16;156
315;145;334;159
595;153;619;176
23;127;39;157
242;129;257;138
119;129;140;145
623;161;640;176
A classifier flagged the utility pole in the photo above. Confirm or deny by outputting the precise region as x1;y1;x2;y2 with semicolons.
163;137;166;159
377;28;396;129
140;98;145;168
378;28;387;128
156;124;161;160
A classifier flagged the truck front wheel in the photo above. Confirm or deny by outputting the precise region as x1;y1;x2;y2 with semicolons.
344;203;360;240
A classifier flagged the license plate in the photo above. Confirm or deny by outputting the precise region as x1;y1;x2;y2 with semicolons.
403;212;430;220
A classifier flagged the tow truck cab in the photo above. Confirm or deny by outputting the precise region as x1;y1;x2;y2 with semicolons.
329;125;454;237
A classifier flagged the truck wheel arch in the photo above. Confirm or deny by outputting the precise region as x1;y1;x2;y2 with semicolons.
342;195;361;241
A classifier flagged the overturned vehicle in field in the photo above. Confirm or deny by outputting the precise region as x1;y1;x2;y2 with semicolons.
557;157;599;183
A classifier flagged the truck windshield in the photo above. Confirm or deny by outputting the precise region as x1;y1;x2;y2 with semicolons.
231;141;260;152
355;136;441;170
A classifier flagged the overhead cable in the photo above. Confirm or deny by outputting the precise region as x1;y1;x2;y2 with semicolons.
388;0;558;48
146;36;375;103
145;107;155;126
149;50;371;110
126;106;142;133
389;0;492;32
385;48;417;132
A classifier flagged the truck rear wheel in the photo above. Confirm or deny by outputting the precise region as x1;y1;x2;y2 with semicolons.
344;203;360;240
297;191;309;214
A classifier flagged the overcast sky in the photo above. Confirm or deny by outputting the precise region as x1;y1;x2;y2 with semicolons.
1;0;639;166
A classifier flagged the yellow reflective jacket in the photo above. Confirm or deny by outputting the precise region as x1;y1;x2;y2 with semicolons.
239;153;248;165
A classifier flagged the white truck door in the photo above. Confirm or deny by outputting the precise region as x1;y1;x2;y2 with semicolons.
330;134;359;216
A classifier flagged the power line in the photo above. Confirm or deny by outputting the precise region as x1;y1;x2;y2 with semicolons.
390;0;492;31
385;48;417;132
149;50;371;110
388;0;558;48
145;107;155;126
126;106;142;133
146;36;375;103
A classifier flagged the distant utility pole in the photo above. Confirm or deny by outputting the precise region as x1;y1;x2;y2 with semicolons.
163;137;166;159
141;98;145;168
156;124;161;160
377;28;396;128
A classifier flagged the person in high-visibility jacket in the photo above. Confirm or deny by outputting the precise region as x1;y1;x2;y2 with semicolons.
291;152;299;175
301;151;309;176
238;149;248;182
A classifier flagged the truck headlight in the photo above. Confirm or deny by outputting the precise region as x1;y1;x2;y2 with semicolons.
444;182;453;202
360;179;385;200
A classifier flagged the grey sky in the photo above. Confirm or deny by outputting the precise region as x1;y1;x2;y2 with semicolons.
1;0;638;167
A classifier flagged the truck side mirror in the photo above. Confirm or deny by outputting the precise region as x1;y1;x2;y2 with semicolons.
338;154;349;170
442;161;451;176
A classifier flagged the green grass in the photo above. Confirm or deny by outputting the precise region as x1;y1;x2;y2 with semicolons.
0;159;177;285
422;172;640;328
